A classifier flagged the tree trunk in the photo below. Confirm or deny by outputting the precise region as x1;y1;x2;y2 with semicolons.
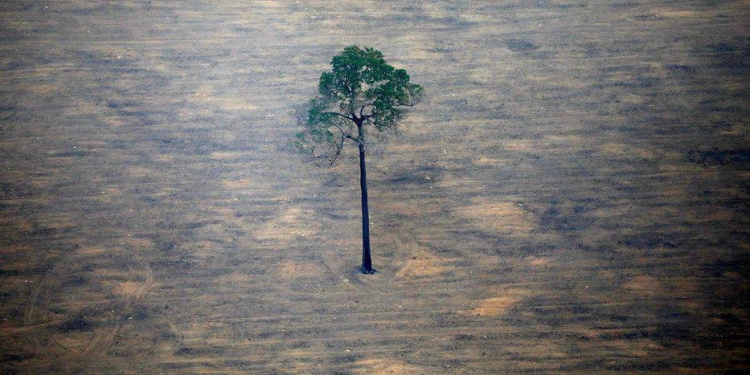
357;123;375;274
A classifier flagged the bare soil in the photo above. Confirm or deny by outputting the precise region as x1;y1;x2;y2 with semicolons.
1;1;748;374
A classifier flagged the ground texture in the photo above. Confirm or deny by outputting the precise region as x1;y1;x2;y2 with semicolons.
1;1;748;374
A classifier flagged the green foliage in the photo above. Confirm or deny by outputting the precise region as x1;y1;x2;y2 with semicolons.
295;46;423;164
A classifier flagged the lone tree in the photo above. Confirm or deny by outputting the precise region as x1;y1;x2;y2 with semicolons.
294;46;423;274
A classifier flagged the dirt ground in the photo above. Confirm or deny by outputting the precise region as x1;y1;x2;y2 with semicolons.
1;1;748;374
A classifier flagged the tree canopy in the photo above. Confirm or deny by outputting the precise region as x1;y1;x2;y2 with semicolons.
295;46;423;165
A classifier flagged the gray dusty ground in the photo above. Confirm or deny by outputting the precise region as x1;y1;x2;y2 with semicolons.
1;1;748;374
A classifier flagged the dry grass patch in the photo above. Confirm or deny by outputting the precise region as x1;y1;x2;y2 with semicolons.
90;268;128;282
188;240;228;261
502;140;536;152
125;166;153;179
469;296;518;316
456;198;535;235
600;141;658;160
525;256;554;267
26;82;58;95
506;341;570;362
473;156;510;166
384;234;447;280
50;332;96;353
354;358;427;375
209;151;245;161
255;207;320;242
215;271;254;286
33;212;77;232
467;289;534;316
116;281;142;297
123;237;154;250
94;187;125;204
75;246;106;256
652;8;701;18
683;208;734;224
395;249;446;279
596;338;665;358
622;275;662;297
278;260;321;280
221;178;253;190
214;97;259;112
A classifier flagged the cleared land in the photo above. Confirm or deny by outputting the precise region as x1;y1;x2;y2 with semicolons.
1;1;748;374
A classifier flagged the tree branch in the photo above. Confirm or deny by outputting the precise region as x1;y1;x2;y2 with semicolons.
322;111;353;121
358;103;377;119
344;134;361;144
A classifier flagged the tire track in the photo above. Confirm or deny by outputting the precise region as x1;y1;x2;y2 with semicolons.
23;249;156;358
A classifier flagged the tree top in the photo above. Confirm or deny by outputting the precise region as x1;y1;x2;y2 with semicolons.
314;46;423;130
296;46;423;165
